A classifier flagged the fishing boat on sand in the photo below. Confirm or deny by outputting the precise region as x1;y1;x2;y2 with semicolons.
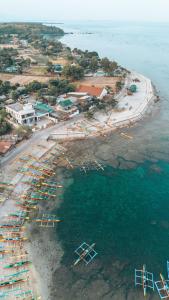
2;237;27;242
4;260;31;269
0;278;26;288
0;224;22;229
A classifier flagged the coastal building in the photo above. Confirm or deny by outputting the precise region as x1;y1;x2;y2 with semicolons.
5;66;19;73
94;70;106;77
75;85;108;100
6;103;36;125
6;101;56;126
57;99;74;111
53;64;63;74
56;98;79;119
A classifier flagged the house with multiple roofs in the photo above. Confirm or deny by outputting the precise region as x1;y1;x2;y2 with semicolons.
6;101;56;126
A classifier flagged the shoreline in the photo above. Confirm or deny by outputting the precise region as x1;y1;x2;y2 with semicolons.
0;70;157;300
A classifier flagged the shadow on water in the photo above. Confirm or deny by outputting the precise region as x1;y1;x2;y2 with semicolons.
56;161;169;276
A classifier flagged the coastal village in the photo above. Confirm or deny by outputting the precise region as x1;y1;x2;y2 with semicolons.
0;23;160;300
0;22;153;156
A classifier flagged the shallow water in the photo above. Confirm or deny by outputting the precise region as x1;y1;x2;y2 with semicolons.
57;161;169;273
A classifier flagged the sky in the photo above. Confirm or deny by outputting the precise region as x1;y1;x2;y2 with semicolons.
0;0;169;22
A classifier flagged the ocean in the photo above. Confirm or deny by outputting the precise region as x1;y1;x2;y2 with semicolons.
47;21;169;299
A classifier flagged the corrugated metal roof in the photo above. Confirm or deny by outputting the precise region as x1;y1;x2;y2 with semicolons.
34;102;54;113
59;99;73;107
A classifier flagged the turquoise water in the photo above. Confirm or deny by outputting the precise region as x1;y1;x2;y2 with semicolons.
49;22;169;297
57;162;169;275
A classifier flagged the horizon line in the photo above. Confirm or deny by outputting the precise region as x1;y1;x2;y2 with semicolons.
0;19;169;24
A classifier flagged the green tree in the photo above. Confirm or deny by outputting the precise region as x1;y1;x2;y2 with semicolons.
67;54;74;62
101;57;110;73
15;125;32;139
11;90;19;100
116;81;123;92
62;64;84;80
101;58;118;75
47;61;54;73
26;81;43;92
90;57;98;72
0;109;12;135
109;97;118;108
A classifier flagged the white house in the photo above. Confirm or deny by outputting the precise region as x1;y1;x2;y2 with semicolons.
6;103;36;126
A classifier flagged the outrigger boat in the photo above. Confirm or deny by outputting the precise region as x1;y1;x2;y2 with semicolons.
16;201;37;213
28;165;55;175
37;190;56;197
16;203;37;210
0;269;29;278
9;254;27;259
8;211;28;219
31;194;46;200
2;237;27;242
0;278;26;288
24;200;38;205
0;224;22;229
21;195;44;201
155;273;169;299
22;181;38;187
41;182;58;188
0;181;13;186
74;242;98;266
4;260;31;269
13;289;34;299
135;264;154;296
33;219;61;224
0;249;11;255
21;173;46;179
32;214;61;227
41;186;63;192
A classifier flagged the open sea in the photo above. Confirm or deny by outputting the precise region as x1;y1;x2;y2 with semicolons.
45;21;169;299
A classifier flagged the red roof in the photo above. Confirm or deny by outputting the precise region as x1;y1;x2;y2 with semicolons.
0;141;13;154
76;85;104;97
